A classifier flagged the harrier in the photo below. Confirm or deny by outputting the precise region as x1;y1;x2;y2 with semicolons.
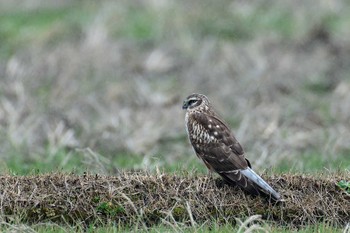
182;93;281;201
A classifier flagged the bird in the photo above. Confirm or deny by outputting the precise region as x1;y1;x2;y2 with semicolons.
182;93;281;201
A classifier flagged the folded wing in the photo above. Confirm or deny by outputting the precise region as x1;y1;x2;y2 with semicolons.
191;112;281;201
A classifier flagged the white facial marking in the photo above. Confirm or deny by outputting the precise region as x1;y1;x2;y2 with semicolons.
208;124;212;129
216;125;220;128
214;131;218;136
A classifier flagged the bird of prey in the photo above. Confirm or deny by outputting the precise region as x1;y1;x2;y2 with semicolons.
182;93;281;201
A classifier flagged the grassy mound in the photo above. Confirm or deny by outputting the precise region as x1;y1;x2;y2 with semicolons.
0;171;349;228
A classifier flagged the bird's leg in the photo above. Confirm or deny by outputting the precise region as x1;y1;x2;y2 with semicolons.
203;160;214;181
207;169;214;182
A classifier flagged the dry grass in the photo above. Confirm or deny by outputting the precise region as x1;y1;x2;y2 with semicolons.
0;171;348;228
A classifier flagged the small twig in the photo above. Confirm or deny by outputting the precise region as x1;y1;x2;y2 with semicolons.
186;201;197;227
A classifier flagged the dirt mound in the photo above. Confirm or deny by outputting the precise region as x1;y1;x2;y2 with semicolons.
0;172;348;227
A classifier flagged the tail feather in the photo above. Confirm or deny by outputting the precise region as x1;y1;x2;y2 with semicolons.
241;168;281;201
220;168;281;201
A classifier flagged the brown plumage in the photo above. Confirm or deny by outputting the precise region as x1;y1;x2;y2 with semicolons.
182;93;281;201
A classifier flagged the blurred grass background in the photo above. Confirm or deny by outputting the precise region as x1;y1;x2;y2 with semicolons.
0;0;350;175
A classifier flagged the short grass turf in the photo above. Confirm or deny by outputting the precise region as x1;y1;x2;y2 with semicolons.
0;171;348;229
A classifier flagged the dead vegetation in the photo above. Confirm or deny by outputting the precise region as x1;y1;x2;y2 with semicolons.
0;172;348;228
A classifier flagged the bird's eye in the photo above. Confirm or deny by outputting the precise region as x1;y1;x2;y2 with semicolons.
188;99;197;106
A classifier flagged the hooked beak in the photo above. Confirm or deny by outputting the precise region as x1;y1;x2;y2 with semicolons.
182;100;189;110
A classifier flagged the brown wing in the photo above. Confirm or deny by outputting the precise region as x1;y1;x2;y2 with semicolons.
206;114;252;168
189;112;247;167
188;112;261;196
187;111;281;201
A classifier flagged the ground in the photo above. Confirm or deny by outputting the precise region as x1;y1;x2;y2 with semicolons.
0;0;350;232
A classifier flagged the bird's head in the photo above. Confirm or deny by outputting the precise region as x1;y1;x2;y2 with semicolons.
182;93;210;111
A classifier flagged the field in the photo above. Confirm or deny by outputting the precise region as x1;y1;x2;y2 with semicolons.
0;172;349;232
0;0;350;232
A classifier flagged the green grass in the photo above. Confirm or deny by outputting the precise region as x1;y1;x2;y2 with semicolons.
3;146;349;175
4;148;84;175
275;149;350;173
196;5;296;41
0;5;92;58
6;0;348;60
110;6;159;42
0;221;345;233
337;180;350;194
2;148;208;175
